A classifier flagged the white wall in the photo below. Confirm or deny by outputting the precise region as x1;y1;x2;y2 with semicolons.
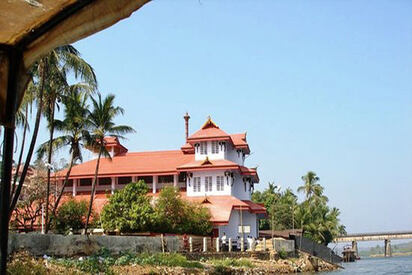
225;143;245;166
218;210;258;239
186;170;231;197
194;141;226;161
230;172;252;200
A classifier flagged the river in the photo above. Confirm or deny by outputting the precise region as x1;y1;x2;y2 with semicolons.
321;256;412;274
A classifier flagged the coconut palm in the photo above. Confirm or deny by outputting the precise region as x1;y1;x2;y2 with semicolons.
9;46;97;223
84;93;135;234
9;59;48;218
42;45;97;233
37;88;90;221
297;171;320;199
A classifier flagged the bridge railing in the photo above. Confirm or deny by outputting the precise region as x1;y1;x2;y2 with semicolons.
291;235;342;264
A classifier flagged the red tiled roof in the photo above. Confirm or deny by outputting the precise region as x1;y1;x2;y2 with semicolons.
230;133;250;154
180;142;195;154
187;117;231;142
56;150;194;179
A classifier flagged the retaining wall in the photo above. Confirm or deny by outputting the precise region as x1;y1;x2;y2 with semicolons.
8;233;180;257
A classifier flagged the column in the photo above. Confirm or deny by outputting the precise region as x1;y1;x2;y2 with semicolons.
384;239;392;257
72;179;77;196
173;174;178;188
132;176;137;182
352;241;358;258
111;177;116;194
203;237;207;252
153;175;158;193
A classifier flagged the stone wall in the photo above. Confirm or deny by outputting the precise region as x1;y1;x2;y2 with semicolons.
273;239;295;253
8;233;180;257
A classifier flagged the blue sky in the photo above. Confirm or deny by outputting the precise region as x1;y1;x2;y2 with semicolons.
32;0;412;237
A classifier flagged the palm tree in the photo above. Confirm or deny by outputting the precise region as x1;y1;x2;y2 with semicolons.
9;45;97;224
42;45;97;233
37;88;90;222
297;171;320;199
84;93;135;234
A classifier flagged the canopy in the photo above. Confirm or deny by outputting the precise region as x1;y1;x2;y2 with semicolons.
0;0;150;125
0;1;151;273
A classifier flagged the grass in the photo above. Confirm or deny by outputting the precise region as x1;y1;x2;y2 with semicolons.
50;249;203;274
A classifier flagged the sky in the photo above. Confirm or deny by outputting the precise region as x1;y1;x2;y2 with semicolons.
28;0;411;240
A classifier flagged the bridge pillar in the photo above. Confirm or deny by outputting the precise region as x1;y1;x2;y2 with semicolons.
384;239;392;257
351;240;358;258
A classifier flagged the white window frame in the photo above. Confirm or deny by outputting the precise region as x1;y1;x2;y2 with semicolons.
238;225;251;234
205;176;212;192
193;177;201;192
216;176;224;191
200;142;208;155
211;141;219;154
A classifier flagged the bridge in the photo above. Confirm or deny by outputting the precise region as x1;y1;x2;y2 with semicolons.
334;231;412;258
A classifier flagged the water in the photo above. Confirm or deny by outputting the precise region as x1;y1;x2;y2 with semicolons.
322;256;412;274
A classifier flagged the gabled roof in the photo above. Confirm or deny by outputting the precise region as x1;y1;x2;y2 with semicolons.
180;142;195;154
230;133;250;154
187;117;231;143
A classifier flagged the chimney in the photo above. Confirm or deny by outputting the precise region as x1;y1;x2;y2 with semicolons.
184;112;190;141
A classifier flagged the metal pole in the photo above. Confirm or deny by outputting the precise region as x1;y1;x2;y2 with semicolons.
41;204;45;234
0;47;21;275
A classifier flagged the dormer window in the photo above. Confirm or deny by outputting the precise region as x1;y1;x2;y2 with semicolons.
211;141;219;154
200;142;208;155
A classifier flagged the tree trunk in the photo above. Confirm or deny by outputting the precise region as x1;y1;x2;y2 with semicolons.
84;147;102;235
9;61;46;218
51;151;74;219
45;96;56;233
11;105;28;197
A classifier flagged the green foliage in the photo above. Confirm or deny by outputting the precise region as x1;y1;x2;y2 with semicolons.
252;172;346;245
154;186;212;235
53;199;88;234
101;184;212;235
101;181;156;232
278;248;288;259
52;251;202;273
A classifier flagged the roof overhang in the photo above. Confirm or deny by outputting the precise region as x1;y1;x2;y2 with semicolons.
0;0;151;125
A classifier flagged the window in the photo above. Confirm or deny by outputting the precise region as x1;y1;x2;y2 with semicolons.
200;142;207;154
211;141;219;154
66;179;73;187
158;175;174;183
205;176;212;192
118;176;132;185
99;177;111;186
178;172;186;183
238;225;251;234
137;176;153;184
79;178;92;186
193;177;201;192
216;176;224;191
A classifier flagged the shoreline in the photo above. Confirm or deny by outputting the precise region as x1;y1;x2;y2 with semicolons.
8;251;341;274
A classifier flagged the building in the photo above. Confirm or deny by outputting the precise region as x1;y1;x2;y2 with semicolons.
57;114;266;238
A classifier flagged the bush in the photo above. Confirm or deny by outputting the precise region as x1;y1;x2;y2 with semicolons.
53;199;88;234
101;181;157;232
154;187;212;235
278;248;288;259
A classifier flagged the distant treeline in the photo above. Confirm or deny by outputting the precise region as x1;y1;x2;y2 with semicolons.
359;241;412;257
